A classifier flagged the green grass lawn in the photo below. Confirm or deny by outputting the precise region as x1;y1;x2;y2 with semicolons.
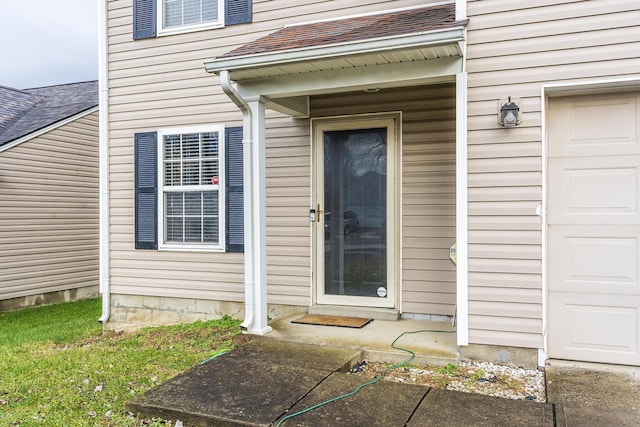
0;298;240;426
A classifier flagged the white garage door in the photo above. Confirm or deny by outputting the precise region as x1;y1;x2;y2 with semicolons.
548;92;640;365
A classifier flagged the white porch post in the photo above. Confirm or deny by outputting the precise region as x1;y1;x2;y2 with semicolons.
242;96;272;335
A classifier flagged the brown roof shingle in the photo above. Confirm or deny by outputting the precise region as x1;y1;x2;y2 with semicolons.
218;3;464;59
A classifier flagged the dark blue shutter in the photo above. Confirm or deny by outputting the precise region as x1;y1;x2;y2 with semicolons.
226;0;252;25
225;126;244;253
133;0;156;40
135;132;158;249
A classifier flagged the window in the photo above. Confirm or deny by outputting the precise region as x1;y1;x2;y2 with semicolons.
160;0;224;34
134;126;244;253
158;126;224;250
133;0;252;40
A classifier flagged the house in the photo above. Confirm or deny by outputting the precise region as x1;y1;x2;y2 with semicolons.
99;0;640;368
0;81;99;310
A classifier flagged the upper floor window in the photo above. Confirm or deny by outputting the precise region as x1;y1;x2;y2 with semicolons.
133;0;252;40
161;0;224;33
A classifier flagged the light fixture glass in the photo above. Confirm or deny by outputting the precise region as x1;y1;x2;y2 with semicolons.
498;97;521;127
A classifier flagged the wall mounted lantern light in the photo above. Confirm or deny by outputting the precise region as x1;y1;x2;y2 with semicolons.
498;96;521;127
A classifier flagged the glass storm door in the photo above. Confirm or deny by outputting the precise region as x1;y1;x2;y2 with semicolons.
314;117;397;308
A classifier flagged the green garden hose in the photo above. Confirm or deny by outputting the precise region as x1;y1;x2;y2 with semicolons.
275;328;456;426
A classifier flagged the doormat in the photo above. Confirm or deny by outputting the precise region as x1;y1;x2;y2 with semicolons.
292;314;373;328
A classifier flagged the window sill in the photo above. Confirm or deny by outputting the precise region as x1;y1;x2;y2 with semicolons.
157;21;225;37
159;244;226;253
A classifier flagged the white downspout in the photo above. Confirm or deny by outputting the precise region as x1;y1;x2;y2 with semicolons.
98;0;110;323
455;20;469;345
220;70;254;331
455;71;468;346
219;71;271;335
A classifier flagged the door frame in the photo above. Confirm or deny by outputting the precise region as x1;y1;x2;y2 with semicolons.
311;113;401;309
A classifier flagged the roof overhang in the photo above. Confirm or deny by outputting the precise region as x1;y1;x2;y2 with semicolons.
206;26;465;81
205;7;466;117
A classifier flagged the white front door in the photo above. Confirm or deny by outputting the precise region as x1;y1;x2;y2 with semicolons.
548;92;640;365
313;115;398;308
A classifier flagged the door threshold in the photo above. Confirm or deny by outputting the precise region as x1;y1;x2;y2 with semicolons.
308;305;399;321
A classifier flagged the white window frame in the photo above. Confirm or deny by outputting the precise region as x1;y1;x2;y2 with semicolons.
157;125;226;252
157;0;225;36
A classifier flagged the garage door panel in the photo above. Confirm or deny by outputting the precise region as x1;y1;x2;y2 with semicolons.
549;156;640;225
548;292;640;365
549;94;640;158
548;92;640;365
549;226;640;295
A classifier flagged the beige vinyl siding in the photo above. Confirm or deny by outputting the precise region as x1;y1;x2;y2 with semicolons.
466;0;640;348
265;113;311;305
0;111;99;300
107;0;441;305
310;84;457;316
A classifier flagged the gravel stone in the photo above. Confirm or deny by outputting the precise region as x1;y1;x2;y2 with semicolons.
349;360;546;402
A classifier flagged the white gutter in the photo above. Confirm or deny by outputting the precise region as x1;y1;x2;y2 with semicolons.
220;71;274;334
98;0;110;323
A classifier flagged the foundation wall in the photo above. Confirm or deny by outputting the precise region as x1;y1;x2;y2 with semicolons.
0;285;99;312
105;294;304;332
460;343;539;369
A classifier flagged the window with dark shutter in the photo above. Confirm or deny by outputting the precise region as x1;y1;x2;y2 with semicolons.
225;126;244;252
135;126;243;252
226;0;252;25
135;132;158;249
133;0;251;38
133;0;157;40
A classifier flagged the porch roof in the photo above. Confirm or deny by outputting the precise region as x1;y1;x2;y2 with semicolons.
205;3;467;83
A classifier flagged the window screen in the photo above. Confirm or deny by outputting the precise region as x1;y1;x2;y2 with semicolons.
163;0;218;28
162;130;221;245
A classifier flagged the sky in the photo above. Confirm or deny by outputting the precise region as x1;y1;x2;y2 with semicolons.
0;1;98;89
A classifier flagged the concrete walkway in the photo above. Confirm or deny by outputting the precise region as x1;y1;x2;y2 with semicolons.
127;338;556;426
126;316;640;426
546;360;640;427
